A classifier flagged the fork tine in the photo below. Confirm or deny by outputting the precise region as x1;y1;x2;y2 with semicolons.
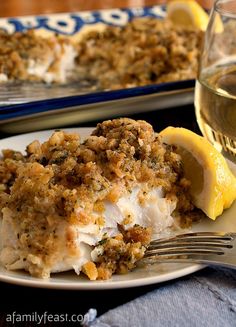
145;246;225;255
169;232;234;238
150;237;232;245
147;241;231;253
173;232;232;237
149;232;234;247
144;247;225;258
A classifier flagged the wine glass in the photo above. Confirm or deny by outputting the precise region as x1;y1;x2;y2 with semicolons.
195;0;236;163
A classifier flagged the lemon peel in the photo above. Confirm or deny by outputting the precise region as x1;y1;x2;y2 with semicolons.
167;0;223;32
160;126;236;220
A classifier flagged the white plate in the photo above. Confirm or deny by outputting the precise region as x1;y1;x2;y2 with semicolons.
0;128;235;290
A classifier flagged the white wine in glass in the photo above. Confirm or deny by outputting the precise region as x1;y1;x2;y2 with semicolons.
195;0;236;162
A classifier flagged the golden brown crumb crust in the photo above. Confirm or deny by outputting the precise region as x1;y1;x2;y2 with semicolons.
76;18;203;89
95;226;152;279
0;30;71;82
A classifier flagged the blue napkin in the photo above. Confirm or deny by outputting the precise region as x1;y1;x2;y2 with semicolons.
84;267;236;327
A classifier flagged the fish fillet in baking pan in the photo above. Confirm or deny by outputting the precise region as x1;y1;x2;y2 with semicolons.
0;30;77;84
0;118;195;280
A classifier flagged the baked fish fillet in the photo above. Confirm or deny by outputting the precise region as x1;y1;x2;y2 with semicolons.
0;30;77;84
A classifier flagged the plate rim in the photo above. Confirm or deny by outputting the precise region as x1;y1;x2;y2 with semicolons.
0;264;204;290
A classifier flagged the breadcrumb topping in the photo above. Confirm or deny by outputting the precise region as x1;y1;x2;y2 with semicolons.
0;30;76;83
76;18;203;89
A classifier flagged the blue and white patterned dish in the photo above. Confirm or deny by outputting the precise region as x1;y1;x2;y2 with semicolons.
0;6;166;34
0;5;195;133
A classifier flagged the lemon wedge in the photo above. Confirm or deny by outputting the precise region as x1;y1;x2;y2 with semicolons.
167;0;209;30
160;127;236;220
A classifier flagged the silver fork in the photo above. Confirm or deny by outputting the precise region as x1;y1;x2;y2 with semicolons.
144;232;236;269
